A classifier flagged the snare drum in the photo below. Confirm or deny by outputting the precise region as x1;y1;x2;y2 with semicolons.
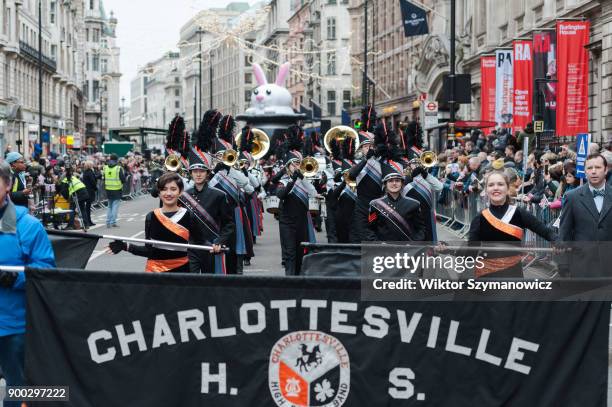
265;196;280;214
308;198;320;215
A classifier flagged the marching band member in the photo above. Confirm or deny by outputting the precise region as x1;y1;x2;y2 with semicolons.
109;172;192;273
210;115;254;275
368;154;426;242
323;138;344;243
465;170;556;278
276;126;318;275
183;146;234;274
403;163;442;243
347;106;379;242
335;153;357;244
238;126;263;266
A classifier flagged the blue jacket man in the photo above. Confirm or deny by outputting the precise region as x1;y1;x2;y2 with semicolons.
0;161;55;406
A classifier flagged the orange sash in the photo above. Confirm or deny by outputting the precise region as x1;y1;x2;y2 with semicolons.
145;257;189;273
153;208;190;241
481;208;524;240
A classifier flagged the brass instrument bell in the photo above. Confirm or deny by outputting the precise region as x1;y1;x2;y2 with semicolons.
164;154;182;172
324;125;360;154
235;128;270;160
300;157;319;178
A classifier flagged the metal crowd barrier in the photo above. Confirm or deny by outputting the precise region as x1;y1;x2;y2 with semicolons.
434;180;562;273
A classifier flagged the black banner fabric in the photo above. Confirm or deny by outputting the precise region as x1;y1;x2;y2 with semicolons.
46;230;100;269
25;270;608;406
400;0;429;37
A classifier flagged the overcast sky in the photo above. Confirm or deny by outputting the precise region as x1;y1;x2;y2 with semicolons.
102;0;258;102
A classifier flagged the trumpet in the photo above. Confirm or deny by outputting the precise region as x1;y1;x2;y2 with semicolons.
343;171;356;190
409;151;438;168
164;154;183;172
300;157;319;178
218;149;238;167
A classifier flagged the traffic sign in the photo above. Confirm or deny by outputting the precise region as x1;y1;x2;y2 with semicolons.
423;100;439;130
575;133;590;179
534;121;544;133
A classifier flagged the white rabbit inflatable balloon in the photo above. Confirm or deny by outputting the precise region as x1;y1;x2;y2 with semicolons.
242;62;305;119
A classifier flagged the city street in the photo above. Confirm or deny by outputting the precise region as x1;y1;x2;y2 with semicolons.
85;195;329;275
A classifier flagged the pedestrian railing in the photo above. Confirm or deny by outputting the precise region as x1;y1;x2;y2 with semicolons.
434;180;561;273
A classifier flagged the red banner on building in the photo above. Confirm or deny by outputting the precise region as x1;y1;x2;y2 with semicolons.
480;56;496;135
512;40;533;133
556;21;590;136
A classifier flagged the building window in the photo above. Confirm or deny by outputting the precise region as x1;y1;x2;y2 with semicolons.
92;54;99;71
100;58;107;73
327;17;336;40
174;89;180;96
245;90;251;102
245;72;252;83
175;77;180;83
515;15;524;33
342;90;351;110
556;0;564;11
83;82;89;101
175;100;180;109
499;24;508;42
85;29;89;42
89;0;94;10
327;51;336;75
92;80;99;102
534;5;543;22
50;1;56;24
85;52;89;70
328;0;337;4
327;91;336;116
92;29;100;43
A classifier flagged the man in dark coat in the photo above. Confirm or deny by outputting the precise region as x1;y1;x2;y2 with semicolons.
558;153;612;277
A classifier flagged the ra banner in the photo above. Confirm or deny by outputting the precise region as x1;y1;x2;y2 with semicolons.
512;40;533;133
533;30;557;132
556;21;590;136
495;49;513;128
399;0;429;37
480;56;496;135
25;269;608;406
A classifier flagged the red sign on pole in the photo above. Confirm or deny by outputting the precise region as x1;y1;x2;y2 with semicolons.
556;21;590;136
512;40;533;133
480;56;496;135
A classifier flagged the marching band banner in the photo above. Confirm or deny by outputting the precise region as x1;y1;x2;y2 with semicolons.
556;21;590;136
480;56;497;135
495;49;513;128
512;40;533;133
533;30;557;132
25;269;607;406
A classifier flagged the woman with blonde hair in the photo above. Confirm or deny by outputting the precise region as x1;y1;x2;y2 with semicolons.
466;170;556;278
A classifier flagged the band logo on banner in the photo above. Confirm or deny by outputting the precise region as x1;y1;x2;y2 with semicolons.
512;40;533;133
533;31;557;132
556;21;590;136
480;56;497;135
495;50;513;128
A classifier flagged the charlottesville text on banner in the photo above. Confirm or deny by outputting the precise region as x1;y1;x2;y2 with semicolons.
25;269;608;407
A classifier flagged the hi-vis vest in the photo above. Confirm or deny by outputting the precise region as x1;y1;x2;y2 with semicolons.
63;176;86;197
104;165;122;190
